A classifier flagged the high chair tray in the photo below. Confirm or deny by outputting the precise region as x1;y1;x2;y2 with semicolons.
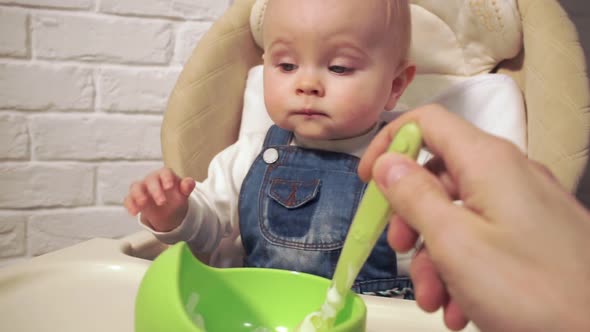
0;231;478;332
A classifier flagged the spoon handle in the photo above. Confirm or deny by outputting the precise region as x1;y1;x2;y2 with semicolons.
300;123;423;331
332;122;423;295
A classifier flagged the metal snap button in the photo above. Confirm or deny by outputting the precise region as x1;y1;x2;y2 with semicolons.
263;148;279;164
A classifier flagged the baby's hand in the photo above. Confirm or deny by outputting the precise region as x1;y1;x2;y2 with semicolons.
124;167;196;232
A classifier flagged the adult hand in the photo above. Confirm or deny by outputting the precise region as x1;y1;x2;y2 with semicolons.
359;104;590;331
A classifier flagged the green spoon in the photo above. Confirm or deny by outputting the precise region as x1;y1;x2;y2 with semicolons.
298;122;422;331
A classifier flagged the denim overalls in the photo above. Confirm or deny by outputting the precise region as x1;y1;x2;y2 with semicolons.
239;125;413;297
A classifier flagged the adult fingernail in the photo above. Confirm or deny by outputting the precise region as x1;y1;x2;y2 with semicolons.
375;154;411;188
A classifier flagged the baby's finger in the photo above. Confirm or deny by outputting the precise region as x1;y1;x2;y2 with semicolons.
159;168;177;190
179;177;196;196
145;175;166;206
130;181;149;208
124;195;138;216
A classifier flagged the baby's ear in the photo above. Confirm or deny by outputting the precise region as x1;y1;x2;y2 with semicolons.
385;64;416;110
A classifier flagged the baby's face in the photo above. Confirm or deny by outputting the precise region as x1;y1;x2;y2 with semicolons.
262;0;405;140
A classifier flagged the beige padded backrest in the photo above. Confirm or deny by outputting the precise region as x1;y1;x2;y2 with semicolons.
162;0;590;193
497;0;589;192
162;0;261;181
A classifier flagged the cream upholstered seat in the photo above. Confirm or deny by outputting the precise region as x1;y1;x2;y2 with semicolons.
161;0;589;195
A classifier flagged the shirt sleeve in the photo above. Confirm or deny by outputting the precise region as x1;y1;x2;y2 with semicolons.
138;132;265;254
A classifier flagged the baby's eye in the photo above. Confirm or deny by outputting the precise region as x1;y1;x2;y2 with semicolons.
329;65;352;74
278;63;297;72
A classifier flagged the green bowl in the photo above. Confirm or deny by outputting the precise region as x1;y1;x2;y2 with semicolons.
135;242;366;331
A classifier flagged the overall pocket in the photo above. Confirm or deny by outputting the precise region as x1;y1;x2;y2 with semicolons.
260;166;364;250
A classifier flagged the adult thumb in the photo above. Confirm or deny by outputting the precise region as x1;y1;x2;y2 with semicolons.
372;153;460;241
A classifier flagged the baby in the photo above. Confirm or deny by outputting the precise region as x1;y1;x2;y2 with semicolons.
125;0;416;297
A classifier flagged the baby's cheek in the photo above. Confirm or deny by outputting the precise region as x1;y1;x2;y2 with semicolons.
263;92;286;125
264;92;281;113
335;93;371;115
263;80;278;103
333;92;360;109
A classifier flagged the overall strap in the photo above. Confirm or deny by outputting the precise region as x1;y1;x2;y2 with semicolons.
262;125;293;148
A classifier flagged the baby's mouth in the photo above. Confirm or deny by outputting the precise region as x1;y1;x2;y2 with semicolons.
293;109;327;117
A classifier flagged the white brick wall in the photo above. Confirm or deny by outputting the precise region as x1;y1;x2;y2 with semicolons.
0;0;230;263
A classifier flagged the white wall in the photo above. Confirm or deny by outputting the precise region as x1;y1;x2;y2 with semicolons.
0;0;231;265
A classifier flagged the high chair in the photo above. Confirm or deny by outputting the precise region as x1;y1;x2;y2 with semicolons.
162;0;590;194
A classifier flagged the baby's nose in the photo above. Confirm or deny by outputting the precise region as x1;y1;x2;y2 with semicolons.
296;76;324;97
